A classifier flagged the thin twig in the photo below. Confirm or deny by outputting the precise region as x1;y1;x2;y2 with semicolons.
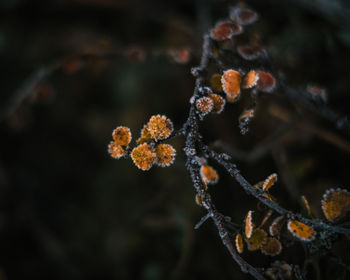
0;62;61;121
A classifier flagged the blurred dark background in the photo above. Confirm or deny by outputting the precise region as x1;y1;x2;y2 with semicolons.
1;0;350;279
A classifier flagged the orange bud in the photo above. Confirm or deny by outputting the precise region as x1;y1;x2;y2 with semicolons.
131;143;155;171
200;165;219;184
261;237;282;256
112;126;132;146
246;228;267;248
269;216;285;236
242;70;259;89
287;220;316;242
262;173;278;191
208;93;226;114
221;69;242;102
196;97;214;115
321;188;350;222
108;141;125;159
210;20;243;41
147;115;173;141
235;233;244;254
245;210;255;238
195;194;203;207
237;45;265;60
155;144;176;167
257;71;276;93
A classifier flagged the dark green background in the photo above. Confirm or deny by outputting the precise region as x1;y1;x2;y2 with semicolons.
0;0;350;279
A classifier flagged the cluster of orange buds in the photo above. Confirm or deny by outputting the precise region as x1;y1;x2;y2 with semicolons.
108;115;176;171
195;87;226;116
234;171;319;256
270;187;350;243
206;5;278;135
220;69;276;103
210;20;243;41
282;187;350;242
108;126;132;159
210;6;258;41
208;4;276;96
207;68;275;135
236;210;283;256
137;114;174;143
239;187;350;247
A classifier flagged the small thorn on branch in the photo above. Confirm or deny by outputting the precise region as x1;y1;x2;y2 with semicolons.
194;213;211;229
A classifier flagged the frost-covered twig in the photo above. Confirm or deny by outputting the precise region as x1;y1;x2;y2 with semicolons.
183;33;265;280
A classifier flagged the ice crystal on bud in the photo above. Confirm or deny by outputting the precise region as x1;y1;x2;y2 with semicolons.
147;115;173;141
108;141;125;159
131;143;155;171
155;144;176;167
196;97;214;115
112;126;132;146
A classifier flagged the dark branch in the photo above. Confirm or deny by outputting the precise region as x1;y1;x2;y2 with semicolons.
200;143;350;235
184;34;266;280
